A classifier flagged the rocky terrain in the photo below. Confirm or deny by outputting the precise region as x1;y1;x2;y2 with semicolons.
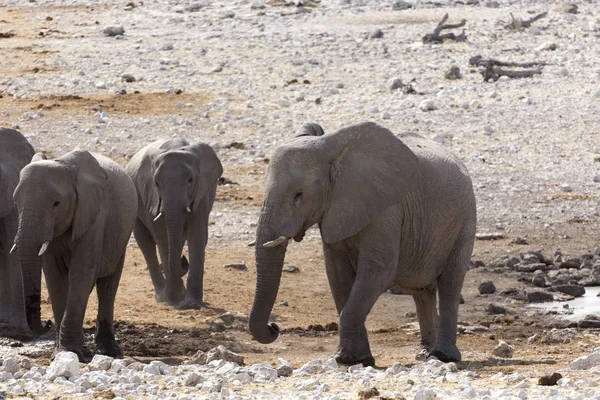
2;0;600;398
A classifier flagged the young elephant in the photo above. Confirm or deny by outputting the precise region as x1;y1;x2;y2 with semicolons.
125;138;222;309
13;150;137;360
0;128;34;331
249;122;476;366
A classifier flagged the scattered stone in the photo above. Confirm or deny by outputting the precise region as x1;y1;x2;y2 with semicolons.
358;387;380;400
532;270;548;287
559;258;581;269
559;184;572;192
88;355;113;371
190;345;244;365
369;29;384;39
527;291;554;303
185;372;204;386
552;284;585;297
276;358;293;377
224;263;248;271
103;26;125;37
536;42;557;51
570;350;600;370
578;315;600;329
553;3;577;13
479;281;496;294
121;74;136;83
486;303;507;314
492;341;514;358
185;2;205;12
283;265;299;273
515;236;528;245
538;372;562;386
392;0;412;10
445;66;462;80
46;352;80;380
419;99;436;112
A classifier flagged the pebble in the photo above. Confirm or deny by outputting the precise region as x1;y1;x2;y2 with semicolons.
103;26;125;37
369;29;384;39
223;263;248;271
45;352;80;381
478;281;496;294
392;1;412;10
445;66;462;80
570;350;600;370
419;99;436;112
492;341;515;358
539;372;563;386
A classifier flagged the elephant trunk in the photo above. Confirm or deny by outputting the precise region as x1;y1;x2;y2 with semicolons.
15;216;50;334
249;208;287;344
164;208;186;281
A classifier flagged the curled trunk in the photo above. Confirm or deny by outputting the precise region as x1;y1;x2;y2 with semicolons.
248;211;287;344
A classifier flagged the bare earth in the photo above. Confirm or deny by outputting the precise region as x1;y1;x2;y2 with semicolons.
1;0;600;392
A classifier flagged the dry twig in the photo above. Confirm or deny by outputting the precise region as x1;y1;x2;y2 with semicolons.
469;55;546;68
505;12;547;31
481;61;542;82
422;14;467;44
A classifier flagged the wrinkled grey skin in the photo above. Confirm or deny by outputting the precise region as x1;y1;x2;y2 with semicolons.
125;138;222;309
0;128;34;331
13;150;137;361
249;122;476;366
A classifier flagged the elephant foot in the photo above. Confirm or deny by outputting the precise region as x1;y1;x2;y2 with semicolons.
175;292;204;310
429;343;462;363
96;339;123;359
334;348;375;367
53;345;86;363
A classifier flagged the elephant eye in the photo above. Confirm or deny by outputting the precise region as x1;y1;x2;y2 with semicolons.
188;177;193;184
53;201;60;208
294;191;303;206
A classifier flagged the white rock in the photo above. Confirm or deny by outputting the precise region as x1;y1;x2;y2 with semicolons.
492;341;514;358
570;351;600;370
2;358;18;374
143;363;161;376
185;372;204;386
46;352;81;381
414;388;437;400
0;371;13;382
419;99;436;112
88;355;113;371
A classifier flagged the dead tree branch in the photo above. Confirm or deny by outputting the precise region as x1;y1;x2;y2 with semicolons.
469;55;546;68
481;61;543;82
505;12;547;31
423;13;467;44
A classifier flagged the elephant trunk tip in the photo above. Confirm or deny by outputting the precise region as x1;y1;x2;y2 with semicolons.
249;320;280;344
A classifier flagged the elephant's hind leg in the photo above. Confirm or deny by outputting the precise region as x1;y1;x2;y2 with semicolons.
429;250;469;363
412;285;438;359
134;219;166;303
94;254;124;358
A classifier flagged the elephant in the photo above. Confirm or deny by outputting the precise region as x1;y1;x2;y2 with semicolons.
249;121;476;366
125;138;223;309
13;149;137;360
0;128;34;332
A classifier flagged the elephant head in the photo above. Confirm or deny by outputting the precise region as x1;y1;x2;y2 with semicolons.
13;150;107;334
0;128;34;219
133;139;222;301
249;122;418;344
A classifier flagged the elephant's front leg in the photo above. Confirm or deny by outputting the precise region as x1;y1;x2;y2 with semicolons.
178;210;209;310
44;255;68;355
60;238;101;361
334;227;398;367
94;253;125;358
133;219;166;302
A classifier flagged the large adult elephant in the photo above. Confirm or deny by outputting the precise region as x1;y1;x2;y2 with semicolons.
249;122;476;366
125;138;222;309
0;128;34;331
13;150;137;360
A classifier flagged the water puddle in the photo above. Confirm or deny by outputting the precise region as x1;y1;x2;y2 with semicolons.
528;286;600;321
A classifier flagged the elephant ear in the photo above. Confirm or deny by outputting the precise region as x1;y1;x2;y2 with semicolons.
56;150;108;241
0;129;35;217
130;147;163;217
320;122;418;244
294;123;325;138
187;143;223;212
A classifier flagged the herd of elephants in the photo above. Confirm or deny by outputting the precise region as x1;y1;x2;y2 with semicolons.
0;120;476;367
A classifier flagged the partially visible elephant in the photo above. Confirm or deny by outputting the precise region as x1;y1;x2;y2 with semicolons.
249;122;476;366
125;138;222;309
0;128;34;331
13;149;137;360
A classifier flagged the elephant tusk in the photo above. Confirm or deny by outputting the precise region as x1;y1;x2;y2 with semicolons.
153;212;162;222
10;243;17;254
247;239;256;247
186;206;192;213
263;236;290;248
38;241;49;257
